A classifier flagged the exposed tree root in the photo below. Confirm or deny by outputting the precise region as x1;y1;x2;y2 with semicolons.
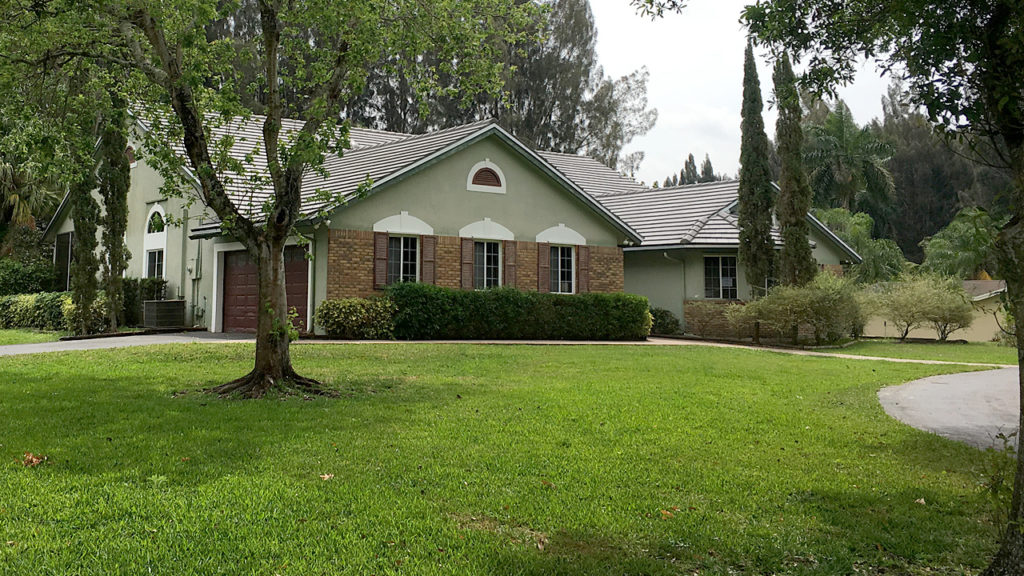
207;368;334;399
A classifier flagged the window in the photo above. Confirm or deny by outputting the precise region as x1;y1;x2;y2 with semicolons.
147;249;165;279
147;211;165;234
474;241;501;289
704;256;737;299
550;246;575;294
387;236;418;284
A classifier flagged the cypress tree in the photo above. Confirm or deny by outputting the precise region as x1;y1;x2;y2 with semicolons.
683;153;698;184
774;52;817;286
699;154;717;183
737;41;776;296
671;174;679;187
663;177;672;188
97;96;131;330
69;171;100;335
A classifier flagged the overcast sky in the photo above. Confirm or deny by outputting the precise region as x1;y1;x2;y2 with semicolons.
588;0;894;186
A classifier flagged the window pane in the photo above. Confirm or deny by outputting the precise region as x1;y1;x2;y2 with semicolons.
401;237;418;282
485;242;499;288
387;237;402;284
704;257;720;299
722;257;737;299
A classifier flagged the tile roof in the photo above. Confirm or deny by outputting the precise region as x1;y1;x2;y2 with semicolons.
597;180;754;246
536;151;646;198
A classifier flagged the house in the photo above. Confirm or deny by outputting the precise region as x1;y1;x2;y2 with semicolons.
863;280;1008;342
593;180;863;330
44;116;642;333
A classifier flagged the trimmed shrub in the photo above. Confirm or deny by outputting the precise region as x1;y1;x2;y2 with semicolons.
385;283;651;341
723;303;756;340
314;298;396;340
925;277;974;341
61;292;110;334
0;259;56;296
650;307;681;335
683;301;725;338
0;291;70;331
746;273;863;345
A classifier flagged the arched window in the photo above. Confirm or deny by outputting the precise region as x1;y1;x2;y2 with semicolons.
147;211;165;234
144;205;167;279
471;168;501;187
125;146;138;168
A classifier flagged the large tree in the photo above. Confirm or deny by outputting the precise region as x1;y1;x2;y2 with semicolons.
3;1;534;396
773;52;816;286
736;41;776;297
345;0;657;170
744;2;1024;573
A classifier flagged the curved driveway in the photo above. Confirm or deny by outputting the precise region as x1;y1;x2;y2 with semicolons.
879;368;1020;450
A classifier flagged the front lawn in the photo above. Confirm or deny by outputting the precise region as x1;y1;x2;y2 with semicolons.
842;339;1017;365
0;344;1003;575
0;329;62;346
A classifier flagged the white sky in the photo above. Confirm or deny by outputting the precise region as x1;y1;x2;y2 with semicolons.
589;0;893;185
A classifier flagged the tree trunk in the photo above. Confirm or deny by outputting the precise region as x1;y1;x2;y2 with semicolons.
210;237;322;398
983;173;1024;576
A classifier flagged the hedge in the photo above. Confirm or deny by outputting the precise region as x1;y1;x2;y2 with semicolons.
650;307;681;335
384;283;651;341
0;291;110;333
314;297;396;340
0;259;56;296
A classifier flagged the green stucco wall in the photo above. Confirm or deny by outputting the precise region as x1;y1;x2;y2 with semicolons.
326;135;625;246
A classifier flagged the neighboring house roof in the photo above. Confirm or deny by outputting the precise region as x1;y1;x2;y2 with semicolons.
536;151;647;198
597;179;863;263
963;279;1006;301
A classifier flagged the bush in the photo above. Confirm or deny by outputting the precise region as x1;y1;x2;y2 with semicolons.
61;292;110;334
876;275;974;341
683;301;725;339
385;283;651;341
314;298;396;340
723;303;756;340
0;291;70;331
0;259;55;296
650;307;681;335
745;273;863;345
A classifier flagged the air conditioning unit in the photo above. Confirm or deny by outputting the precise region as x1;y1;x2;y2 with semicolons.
144;299;186;329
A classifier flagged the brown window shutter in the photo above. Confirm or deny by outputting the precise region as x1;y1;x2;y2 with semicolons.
576;245;590;293
537;242;550;293
461;237;475;290
373;232;389;289
503;240;517;288
421;235;437;285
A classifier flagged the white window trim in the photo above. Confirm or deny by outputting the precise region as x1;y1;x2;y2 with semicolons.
536;223;586;246
466;159;507;194
459;217;514;241
473;239;503;290
145;248;166;280
210;239;313;333
372;211;434;235
144;204;167;278
387;234;420;285
550;244;576;294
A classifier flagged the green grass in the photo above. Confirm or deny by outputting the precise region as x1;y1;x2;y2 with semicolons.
0;344;1005;575
842;340;1017;365
0;329;62;346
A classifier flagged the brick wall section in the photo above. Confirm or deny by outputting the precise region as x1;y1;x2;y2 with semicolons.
588;245;624;293
326;229;376;298
326;229;625;298
515;241;538;291
435;236;462;290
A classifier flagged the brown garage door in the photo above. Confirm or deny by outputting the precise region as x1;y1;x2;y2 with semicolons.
222;246;309;333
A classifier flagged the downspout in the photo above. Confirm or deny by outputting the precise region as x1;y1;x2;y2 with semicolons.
179;208;188;300
308;232;317;334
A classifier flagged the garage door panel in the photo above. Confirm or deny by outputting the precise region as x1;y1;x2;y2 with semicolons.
222;246;309;333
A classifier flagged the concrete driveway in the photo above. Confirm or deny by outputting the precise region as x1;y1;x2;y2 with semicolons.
879;367;1020;450
0;331;252;357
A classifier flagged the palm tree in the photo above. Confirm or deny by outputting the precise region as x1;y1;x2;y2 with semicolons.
804;101;895;222
0;159;60;229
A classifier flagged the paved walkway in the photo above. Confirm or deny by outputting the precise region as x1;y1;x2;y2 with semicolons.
0;332;252;357
879;368;1020;450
